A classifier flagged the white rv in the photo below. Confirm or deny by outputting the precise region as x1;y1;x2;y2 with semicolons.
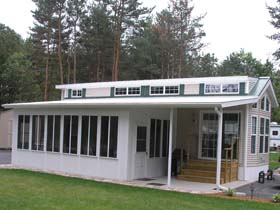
270;122;280;147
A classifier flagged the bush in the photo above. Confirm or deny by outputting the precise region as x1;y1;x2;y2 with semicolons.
272;193;280;203
224;188;236;197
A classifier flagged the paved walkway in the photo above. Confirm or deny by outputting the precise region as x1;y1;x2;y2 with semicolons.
0;150;11;164
236;180;280;199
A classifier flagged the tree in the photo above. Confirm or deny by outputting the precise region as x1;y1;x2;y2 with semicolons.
218;50;273;77
79;0;114;82
66;0;86;83
31;0;56;101
109;0;151;81
268;0;280;60
171;0;205;77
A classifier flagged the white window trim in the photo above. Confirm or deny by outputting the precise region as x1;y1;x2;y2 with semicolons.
259;116;270;154
149;85;180;96
64;89;69;98
250;115;258;154
114;87;141;96
204;83;240;95
71;89;83;98
260;95;271;112
198;110;241;160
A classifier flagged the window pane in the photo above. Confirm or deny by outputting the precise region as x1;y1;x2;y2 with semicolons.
70;116;78;154
100;116;109;157
89;116;98;156
222;84;239;93
259;136;264;153
54;116;61;152
251;117;257;135
261;97;265;110
251;136;256;154
265;119;270;135
47;116;54;152
38;116;45;151
128;87;140;95
149;119;155;157
265;136;269;153
205;84;220;93
17;115;24;149
266;97;270;111
115;88;127;95
162;120;169;157
109;116;118;158
151;86;164;94
155;120;161;157
63;116;70;153
23;116;30;149
136;126;147;152
252;103;257;108
165;86;179;94
81;116;89;155
32;116;38;150
273;130;278;136
260;118;265;135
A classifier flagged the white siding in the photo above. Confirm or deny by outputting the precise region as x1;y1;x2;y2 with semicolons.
86;88;111;97
184;84;200;95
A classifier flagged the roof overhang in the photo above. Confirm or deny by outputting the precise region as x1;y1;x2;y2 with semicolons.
3;96;259;110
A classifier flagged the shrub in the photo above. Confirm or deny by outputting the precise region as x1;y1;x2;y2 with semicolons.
224;188;236;197
273;193;280;203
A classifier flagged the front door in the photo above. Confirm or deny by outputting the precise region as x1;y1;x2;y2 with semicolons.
199;112;240;159
134;126;147;179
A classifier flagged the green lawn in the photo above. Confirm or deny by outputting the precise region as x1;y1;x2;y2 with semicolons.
269;152;280;170
0;169;279;210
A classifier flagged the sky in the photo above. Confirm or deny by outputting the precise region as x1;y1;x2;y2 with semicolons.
0;0;278;62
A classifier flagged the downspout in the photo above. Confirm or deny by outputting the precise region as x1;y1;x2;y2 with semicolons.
214;106;228;191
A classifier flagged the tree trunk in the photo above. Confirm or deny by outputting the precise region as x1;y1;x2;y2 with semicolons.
96;50;101;82
58;11;64;84
112;36;120;81
73;25;77;83
67;53;71;84
44;54;49;101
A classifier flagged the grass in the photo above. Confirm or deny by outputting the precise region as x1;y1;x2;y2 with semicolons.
0;169;279;210
269;152;280;170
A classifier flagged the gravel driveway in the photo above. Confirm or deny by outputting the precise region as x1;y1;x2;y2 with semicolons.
0;150;11;164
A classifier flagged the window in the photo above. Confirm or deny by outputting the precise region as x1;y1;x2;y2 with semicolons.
149;119;162;157
259;117;270;153
115;88;127;96
63;115;79;154
273;130;278;136
46;116;61;152
100;116;119;158
81;116;98;156
72;89;82;97
128;87;140;95
165;86;179;94
17;115;30;149
251;116;257;154
261;97;265;110
205;84;239;94
205;84;221;93
162;120;170;157
266;97;270;112
150;86;164;95
149;119;169;158
32;115;45;151
222;84;239;93
252;103;257;109
136;126;147;152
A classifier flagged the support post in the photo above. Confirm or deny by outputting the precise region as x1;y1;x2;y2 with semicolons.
243;104;249;180
215;107;223;190
167;108;174;187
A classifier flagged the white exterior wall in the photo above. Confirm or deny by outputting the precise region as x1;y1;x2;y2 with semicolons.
11;108;130;180
270;126;280;147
